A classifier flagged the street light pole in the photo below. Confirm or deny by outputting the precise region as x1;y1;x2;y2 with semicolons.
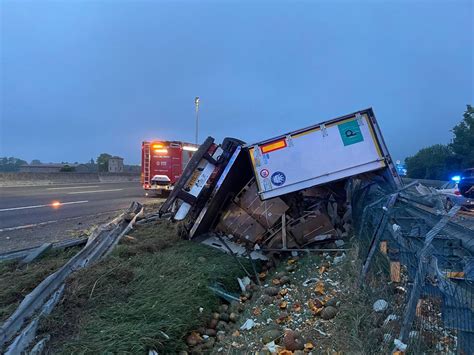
194;97;200;145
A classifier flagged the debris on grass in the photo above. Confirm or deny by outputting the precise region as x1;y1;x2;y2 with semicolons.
37;219;253;353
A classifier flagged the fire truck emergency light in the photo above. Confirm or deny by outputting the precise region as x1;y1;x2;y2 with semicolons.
183;146;198;152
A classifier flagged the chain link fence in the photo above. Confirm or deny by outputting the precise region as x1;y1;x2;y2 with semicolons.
351;175;473;354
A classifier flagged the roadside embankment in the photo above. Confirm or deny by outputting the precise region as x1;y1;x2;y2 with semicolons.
0;172;140;187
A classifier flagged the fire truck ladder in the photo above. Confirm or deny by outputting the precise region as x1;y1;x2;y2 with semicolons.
143;142;151;186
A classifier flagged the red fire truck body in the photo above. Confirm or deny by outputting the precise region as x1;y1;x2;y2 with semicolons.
141;141;198;194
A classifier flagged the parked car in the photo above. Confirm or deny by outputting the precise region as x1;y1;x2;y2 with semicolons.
459;168;474;198
438;181;474;211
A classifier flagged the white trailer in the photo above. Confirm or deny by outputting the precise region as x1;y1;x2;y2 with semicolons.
247;108;401;200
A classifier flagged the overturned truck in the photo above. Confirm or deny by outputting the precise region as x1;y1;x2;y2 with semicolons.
159;108;401;253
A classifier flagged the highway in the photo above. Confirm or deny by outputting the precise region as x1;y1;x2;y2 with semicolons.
0;182;149;253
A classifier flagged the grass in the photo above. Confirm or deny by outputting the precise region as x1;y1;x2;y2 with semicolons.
38;219;252;354
0;247;80;323
331;242;403;354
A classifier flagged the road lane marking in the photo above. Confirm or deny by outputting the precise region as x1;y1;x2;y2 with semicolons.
0;200;89;212
67;189;123;195
0;220;59;232
47;185;99;190
0;209;124;232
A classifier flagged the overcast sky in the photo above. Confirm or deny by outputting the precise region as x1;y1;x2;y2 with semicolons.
1;0;472;165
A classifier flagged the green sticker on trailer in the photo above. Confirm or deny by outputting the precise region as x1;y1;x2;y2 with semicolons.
338;120;364;146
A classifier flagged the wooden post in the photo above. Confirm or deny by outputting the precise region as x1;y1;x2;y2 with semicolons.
390;261;401;283
281;214;287;250
415;298;423;317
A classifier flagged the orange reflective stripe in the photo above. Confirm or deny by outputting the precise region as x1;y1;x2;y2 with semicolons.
260;139;287;154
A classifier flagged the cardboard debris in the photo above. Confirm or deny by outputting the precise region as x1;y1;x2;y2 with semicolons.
216;202;265;243
235;179;289;228
288;211;336;245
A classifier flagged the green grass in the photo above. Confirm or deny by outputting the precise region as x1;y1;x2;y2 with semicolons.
331;243;401;354
0;247;80;323
39;220;252;354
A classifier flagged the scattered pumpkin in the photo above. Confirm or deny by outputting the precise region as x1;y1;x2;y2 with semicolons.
314;281;325;295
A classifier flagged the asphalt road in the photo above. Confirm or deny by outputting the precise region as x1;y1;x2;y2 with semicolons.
0;182;148;253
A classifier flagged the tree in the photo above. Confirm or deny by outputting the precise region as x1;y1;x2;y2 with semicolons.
405;104;473;179
405;144;453;180
31;159;42;165
450;105;474;169
60;164;76;172
97;153;112;172
0;157;28;172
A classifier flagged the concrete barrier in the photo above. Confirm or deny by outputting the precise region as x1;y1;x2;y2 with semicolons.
98;173;140;183
402;177;447;188
0;172;140;187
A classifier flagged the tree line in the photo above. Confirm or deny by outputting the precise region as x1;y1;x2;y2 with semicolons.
0;154;138;172
405;105;473;181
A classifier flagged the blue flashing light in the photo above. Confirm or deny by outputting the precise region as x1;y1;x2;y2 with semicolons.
451;175;461;183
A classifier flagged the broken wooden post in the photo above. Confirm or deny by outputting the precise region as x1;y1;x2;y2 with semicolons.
390;261;401;283
415;298;423;317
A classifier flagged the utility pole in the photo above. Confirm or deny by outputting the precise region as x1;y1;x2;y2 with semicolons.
194;96;200;144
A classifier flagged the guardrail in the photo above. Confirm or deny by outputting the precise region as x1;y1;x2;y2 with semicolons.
0;202;143;354
401;177;447;188
0;172;140;187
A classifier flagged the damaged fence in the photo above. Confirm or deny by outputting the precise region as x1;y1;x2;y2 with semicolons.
353;177;474;354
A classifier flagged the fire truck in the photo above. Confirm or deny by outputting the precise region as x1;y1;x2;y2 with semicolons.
141;140;198;195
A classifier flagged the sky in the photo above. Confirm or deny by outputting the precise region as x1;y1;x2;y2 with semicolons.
0;0;472;165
